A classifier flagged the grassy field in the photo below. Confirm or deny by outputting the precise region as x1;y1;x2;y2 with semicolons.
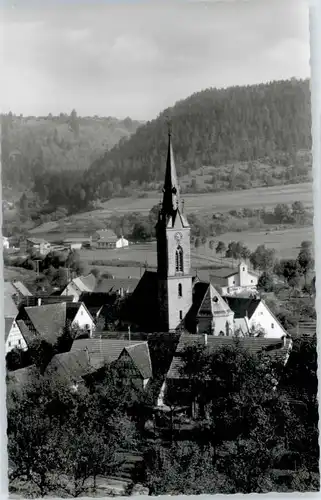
29;181;313;237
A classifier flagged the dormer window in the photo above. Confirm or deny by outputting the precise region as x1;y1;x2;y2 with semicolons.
175;246;184;272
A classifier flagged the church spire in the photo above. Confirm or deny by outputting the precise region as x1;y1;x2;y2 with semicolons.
161;121;180;217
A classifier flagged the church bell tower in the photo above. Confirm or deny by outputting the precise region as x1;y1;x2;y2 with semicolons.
156;125;193;332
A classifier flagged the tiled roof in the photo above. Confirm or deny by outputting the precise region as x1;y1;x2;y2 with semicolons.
95;229;118;241
94;278;139;294
16;320;34;345
45;349;94;382
12;281;32;297
8;365;39;386
5;318;14;341
20;302;67;345
122;342;152;379
210;267;236;279
197;283;232;317
224;296;261;319
70;338;147;370
26;237;49;245
4;282;17;297
4;292;19;319
167;334;292;379
73;273;97;293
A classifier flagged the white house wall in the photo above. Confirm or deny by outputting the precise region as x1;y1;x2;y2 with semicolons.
248;301;286;339
6;321;28;354
72;305;95;335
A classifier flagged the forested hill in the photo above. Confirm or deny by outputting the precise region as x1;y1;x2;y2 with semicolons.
1;112;142;196
86;79;311;195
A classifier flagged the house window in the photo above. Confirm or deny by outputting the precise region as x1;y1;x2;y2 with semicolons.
271;323;274;329
80;310;83;315
178;283;182;297
179;310;183;320
175;246;184;272
8;342;11;347
251;280;253;283
243;267;245;271
18;339;21;345
233;280;235;284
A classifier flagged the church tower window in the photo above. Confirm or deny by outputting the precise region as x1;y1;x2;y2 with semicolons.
175;246;184;272
178;283;182;297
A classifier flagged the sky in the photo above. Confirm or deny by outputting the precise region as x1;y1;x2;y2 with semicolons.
0;0;311;120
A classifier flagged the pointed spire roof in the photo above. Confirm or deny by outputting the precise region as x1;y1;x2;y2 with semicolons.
161;126;180;217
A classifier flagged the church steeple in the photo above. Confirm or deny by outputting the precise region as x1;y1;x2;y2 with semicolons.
156;124;193;332
161;124;180;217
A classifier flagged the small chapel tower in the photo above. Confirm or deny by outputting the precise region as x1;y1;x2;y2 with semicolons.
156;126;193;331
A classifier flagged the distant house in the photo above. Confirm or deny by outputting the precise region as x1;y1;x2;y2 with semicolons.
63;238;87;250
71;338;152;390
93;229;118;249
5;318;28;355
225;296;288;339
116;236;129;249
3;236;9;249
211;262;259;296
160;333;293;410
61;273;97;301
11;281;32;299
26;237;51;256
45;349;97;389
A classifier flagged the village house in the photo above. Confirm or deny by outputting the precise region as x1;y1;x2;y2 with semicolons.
94;277;139;296
210;261;259;296
3;235;9;249
116;236;129;248
16;301;95;348
25;237;51;256
5;318;28;355
158;333;293;412
61;273;97;301
71;338;152;390
92;229;118;249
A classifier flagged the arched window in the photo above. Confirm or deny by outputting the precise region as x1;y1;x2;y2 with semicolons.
175;245;184;272
178;283;182;297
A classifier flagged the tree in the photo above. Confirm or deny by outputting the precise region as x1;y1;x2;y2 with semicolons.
209;240;215;251
257;272;274;293
69;109;79;137
297;246;314;285
273;203;291;223
250;245;276;271
131;221;152;241
194;238;200;251
277;259;302;292
216;241;226;263
291;201;306;224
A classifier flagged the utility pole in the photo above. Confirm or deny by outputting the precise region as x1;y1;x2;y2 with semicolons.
128;325;131;342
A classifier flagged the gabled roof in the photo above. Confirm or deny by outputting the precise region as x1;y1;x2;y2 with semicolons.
224;296;261;319
45;349;94;382
26;237;49;245
8;365;39;386
12;281;32;297
4;292;19;319
94;278;139;294
16;320;34;345
72;273;97;293
197;283;232;317
66;302;94;324
167;334;292;380
120;342;152;379
5;318;14;341
70;338;148;370
19;302;67;345
95;229;118;241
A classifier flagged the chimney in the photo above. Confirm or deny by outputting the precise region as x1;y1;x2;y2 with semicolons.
37;298;42;306
204;333;208;346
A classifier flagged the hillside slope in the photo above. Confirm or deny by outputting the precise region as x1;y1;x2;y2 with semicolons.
86;79;311;196
1;113;142;195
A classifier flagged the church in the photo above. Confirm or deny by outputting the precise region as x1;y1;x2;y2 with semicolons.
125;129;288;339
